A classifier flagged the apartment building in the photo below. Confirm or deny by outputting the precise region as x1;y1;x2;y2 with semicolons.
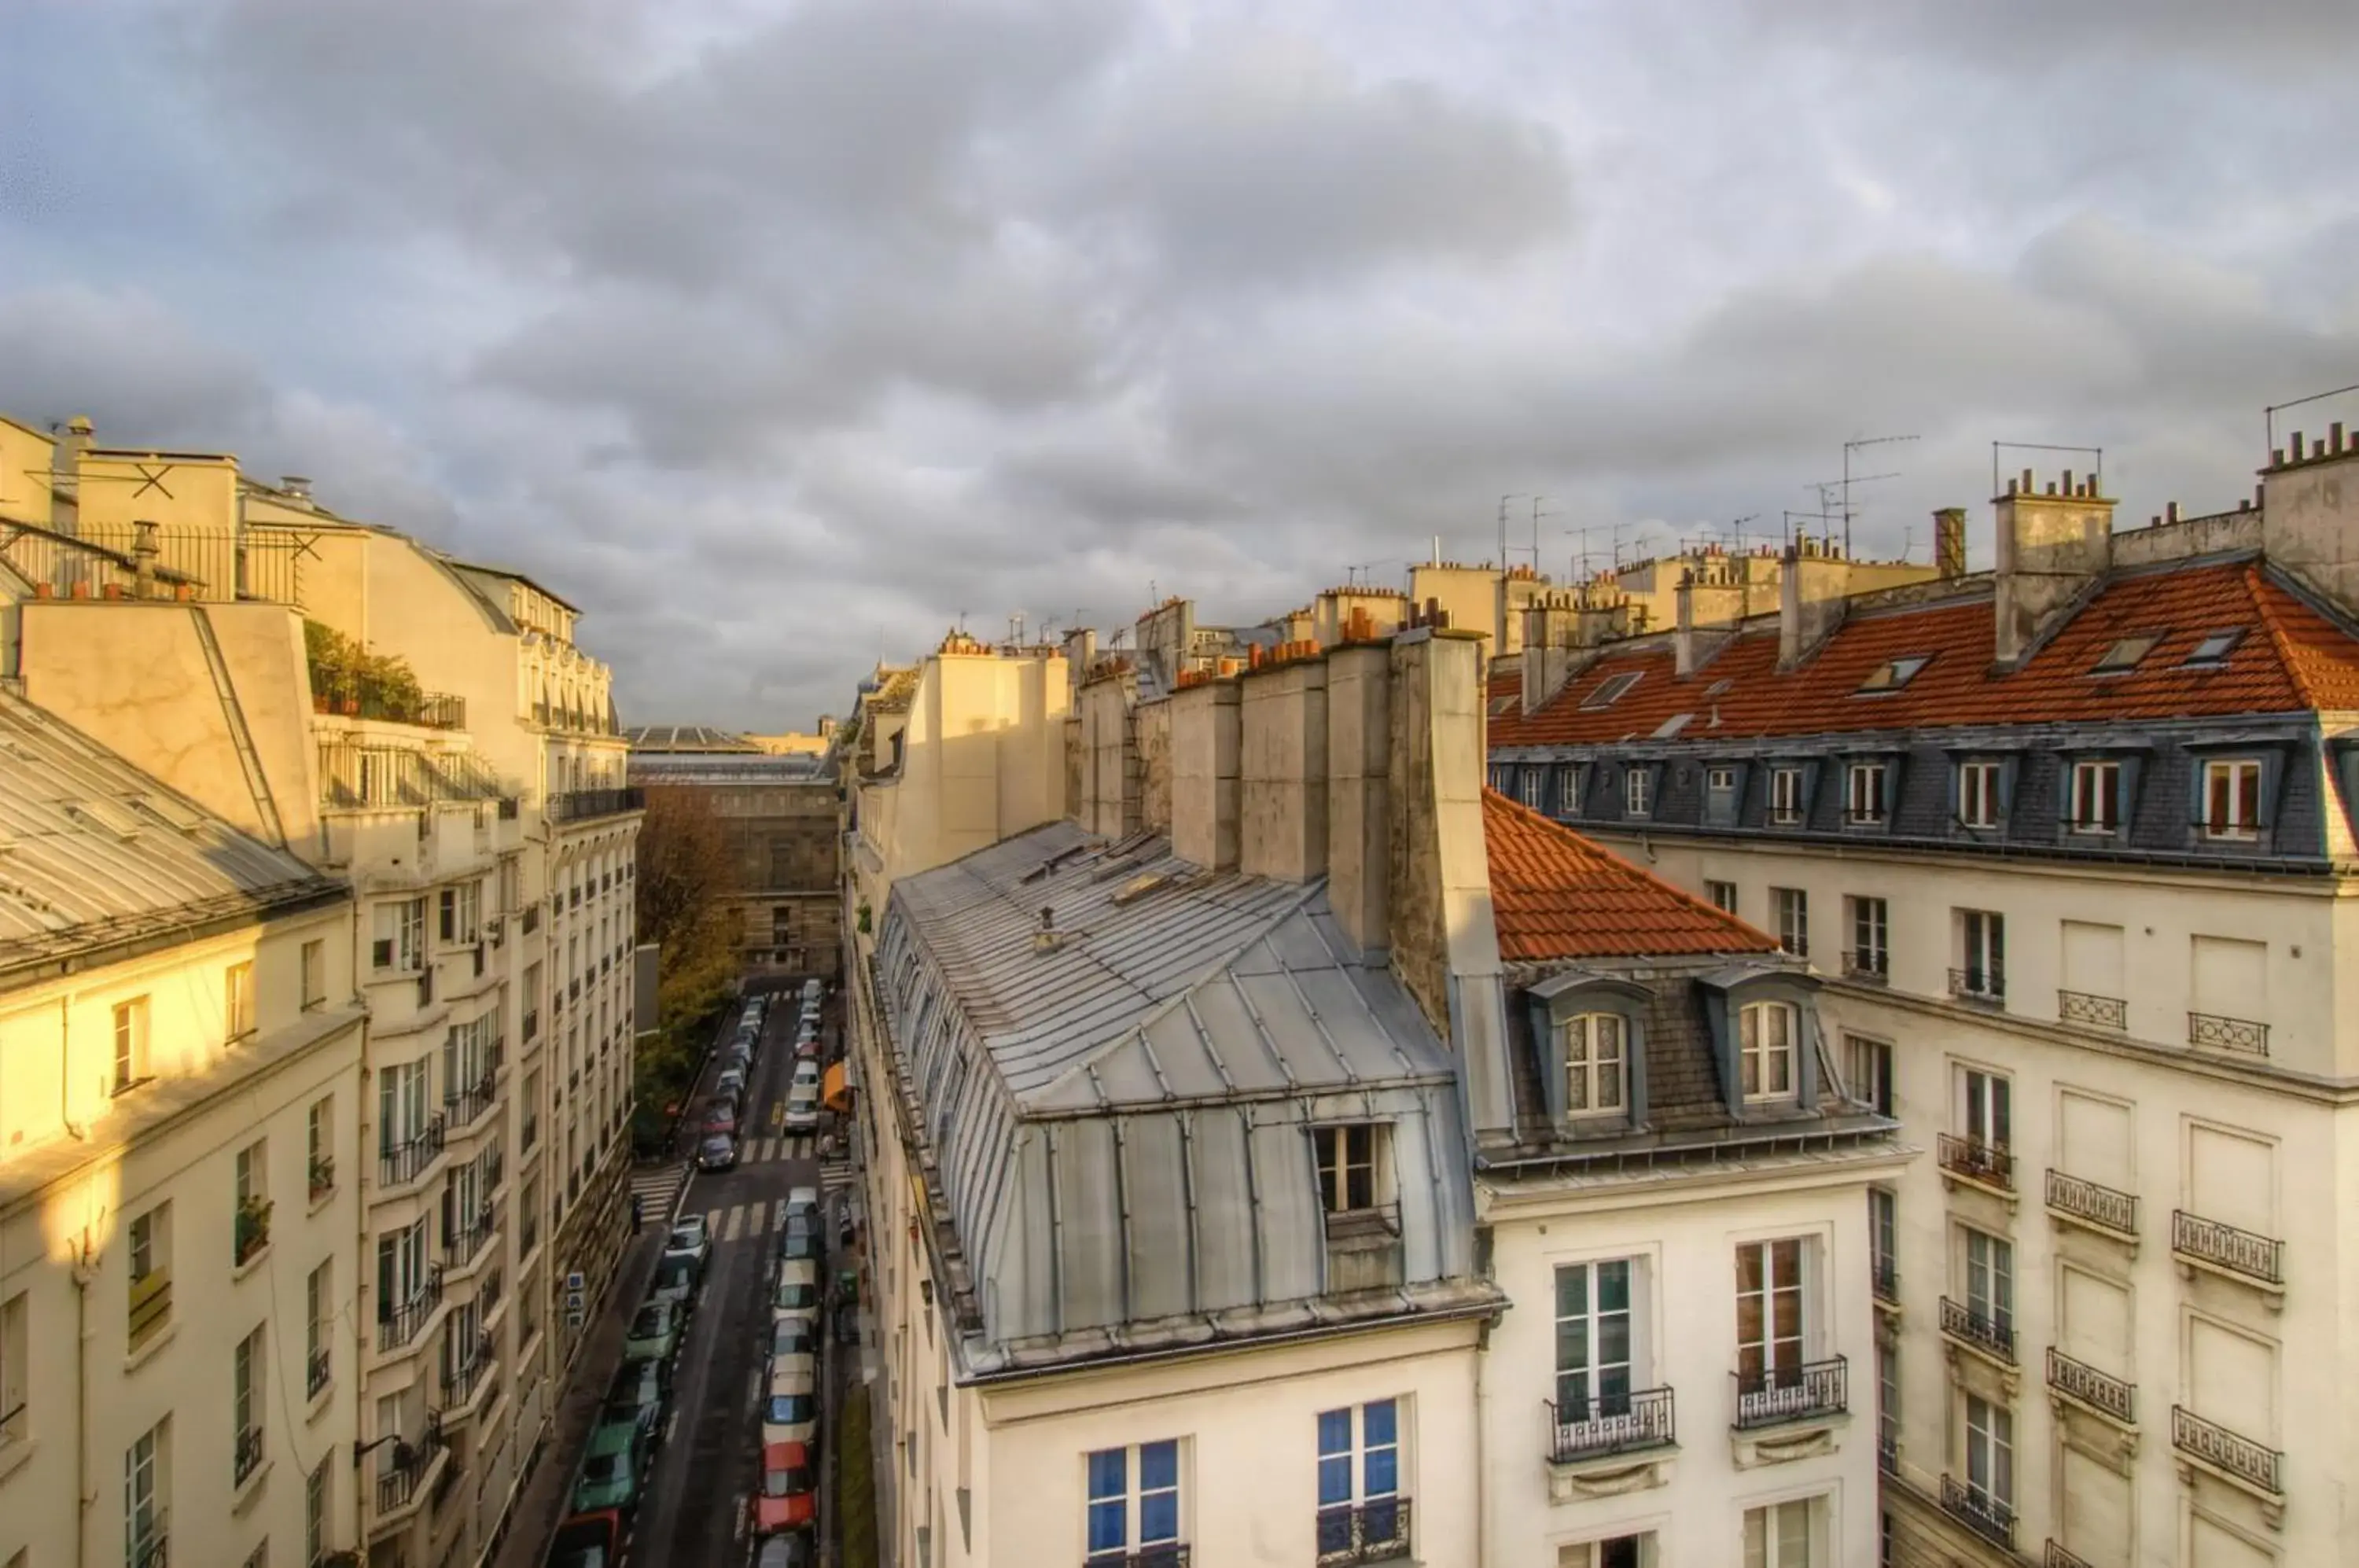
0;690;367;1568
1489;436;2359;1566
1;414;642;1566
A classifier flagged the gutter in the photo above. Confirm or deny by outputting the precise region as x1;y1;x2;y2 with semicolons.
0;881;352;992
957;1297;1503;1387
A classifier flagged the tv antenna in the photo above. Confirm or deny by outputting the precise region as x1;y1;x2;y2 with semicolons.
1525;496;1560;572
1835;433;1919;554
1564;524;1608;581
1496;494;1526;570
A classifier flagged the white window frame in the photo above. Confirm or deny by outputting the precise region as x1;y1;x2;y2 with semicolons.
439;881;481;946
234;1324;264;1443
226;961;256;1041
1705;880;1737;915
112;997;149;1094
1847;1035;1892;1116
373;898;425;972
1848;896;1887;977
1868;1187;1897;1280
1957;760;2000;829
1958;911;2004;999
1846;761;1887;825
1772;888;1808;959
1518;769;1543;810
1963;1226;2014;1331
1964;1394;2014;1511
1624;767;1651;818
127;1423;164;1566
1563;1014;1628;1117
1959;1067;2011;1150
2202;757;2262;841
1084;1440;1183;1562
1739;1001;1798;1102
1559;767;1584;816
1769;767;1805;825
1553;1260;1636;1419
1743;1496;1819;1568
1708;765;1738;796
378;1061;431;1150
2068;760;2120;834
1735;1238;1809;1388
1314;1399;1400;1518
300;939;326;1011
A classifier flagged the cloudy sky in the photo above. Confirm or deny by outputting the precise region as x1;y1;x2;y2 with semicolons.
5;0;2357;727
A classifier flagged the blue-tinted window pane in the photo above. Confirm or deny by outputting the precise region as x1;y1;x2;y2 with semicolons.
1140;1490;1179;1544
1599;1261;1629;1312
1317;1408;1351;1457
1364;1446;1398;1497
1087;1448;1126;1502
1087;1498;1126;1552
1139;1441;1178;1492
1362;1400;1397;1447
1318;1453;1352;1506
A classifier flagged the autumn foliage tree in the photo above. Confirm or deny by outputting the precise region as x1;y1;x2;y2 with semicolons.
632;785;741;1122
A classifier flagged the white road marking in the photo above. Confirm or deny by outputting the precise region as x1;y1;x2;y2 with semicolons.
747;1367;763;1409
704;1206;723;1237
722;1203;747;1242
772;1198;789;1231
666;1410;679;1442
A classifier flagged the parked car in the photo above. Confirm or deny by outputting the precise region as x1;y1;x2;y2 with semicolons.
754;1441;819;1535
716;1066;749;1099
771;1258;823;1331
785;1186;821;1221
789;1058;821;1093
650;1252;701;1315
705;1103;740;1139
782;1089;821;1134
623;1300;682;1364
571;1422;650;1515
755;1531;817;1568
697;1134;738;1172
546;1509;625;1568
760;1364;819;1447
598;1358;669;1451
775;1211;822;1263
662;1216;709;1268
767;1316;817;1371
800;978;823;1004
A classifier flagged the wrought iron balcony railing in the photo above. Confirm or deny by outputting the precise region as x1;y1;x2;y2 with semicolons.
379;1117;447;1189
1938;1133;2014;1191
129;1522;167;1568
1732;1356;1847;1429
1871;1253;1899;1305
549;787;645;824
1939;1297;2015;1364
2188;1011;2269;1056
1940;1475;2015;1549
1082;1549;1190;1568
307;1347;331;1399
2046;1543;2095;1568
2046;1348;2135;1425
444;1073;497;1132
1546;1388;1676;1463
2171;1405;2282;1496
2057;989;2126;1030
443;1203;496;1270
1838;949;1889;983
377;1268;445;1353
234;1425;264;1485
1949;965;2006;1004
2046;1169;2138;1235
2172;1209;2284;1287
234;1202;271;1265
1876;1432;1898;1476
1314;1497;1412;1566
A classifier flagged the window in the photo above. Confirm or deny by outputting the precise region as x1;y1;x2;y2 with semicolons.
1857;655;1930;693
300;940;326;1011
1876;1340;1900;1466
1;1290;25;1446
1846;761;1887;825
372;898;425;971
305;1457;332;1566
1084;1441;1180;1562
1846;1036;1892;1116
378;1061;430;1150
234;1325;265;1480
1581;671;1643;709
1518;768;1543;810
1706;766;1739;820
1772;888;1808;958
1740;1002;1797;1101
2184;628;2244;667
1743;1498;1816;1567
112;997;150;1095
127;1205;170;1346
1963;1394;2014;1511
1705;880;1737;915
1735;1240;1805;1393
1553;1261;1633;1419
306;1262;332;1397
1563;1015;1628;1117
1847;896;1887;978
307;1097;333;1196
1963;1228;2014;1333
1956;760;2001;829
234;1141;269;1263
1868;1188;1897;1289
1623;767;1651;818
225;961;256;1040
1960;1067;2011;1150
2067;760;2120;834
1958;911;2004;999
126;1421;166;1568
1768;766;1805;825
1315;1401;1401;1555
1561;1539;1647;1568
1558;767;1584;816
2091;633;2162;675
1314;1125;1378;1214
244;1540;269;1568
2203;758;2262;841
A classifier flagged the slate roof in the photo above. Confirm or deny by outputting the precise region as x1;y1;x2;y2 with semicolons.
1491;560;2359;749
1482;790;1776;962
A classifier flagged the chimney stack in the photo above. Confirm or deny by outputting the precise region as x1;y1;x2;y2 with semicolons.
1324;642;1391;954
2260;421;2359;620
131;519;159;599
1674;573;1746;676
1934;507;1967;579
1169;678;1241;871
1239;654;1329;882
1993;471;2114;664
54;414;94;478
1777;547;1854;670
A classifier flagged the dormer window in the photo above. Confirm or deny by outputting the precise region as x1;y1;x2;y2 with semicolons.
1768;767;1805;826
1957;760;2002;829
1582;672;1643;710
1564;1014;1628;1117
1740;1002;1798;1102
2068;760;2121;834
1624;767;1652;818
2090;633;2163;675
1845;761;1888;826
1558;766;1584;816
1518;767;1544;811
1314;1124;1381;1215
2202;758;2261;841
1857;655;1930;694
2184;629;2245;668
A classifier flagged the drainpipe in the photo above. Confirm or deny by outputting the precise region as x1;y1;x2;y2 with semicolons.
72;1233;95;1568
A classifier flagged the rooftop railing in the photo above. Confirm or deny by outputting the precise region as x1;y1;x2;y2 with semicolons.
548;787;644;824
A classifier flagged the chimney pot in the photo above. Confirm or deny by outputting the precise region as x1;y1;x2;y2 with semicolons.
2063;469;2074;493
1040;907;1054;931
2045;481;2058;495
2333;421;2346;452
2315;440;2328;461
2273;449;2287;466
2291;432;2304;462
2166;502;2180;524
2022;467;2034;492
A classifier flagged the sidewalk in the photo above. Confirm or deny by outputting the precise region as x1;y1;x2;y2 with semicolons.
491;1206;669;1568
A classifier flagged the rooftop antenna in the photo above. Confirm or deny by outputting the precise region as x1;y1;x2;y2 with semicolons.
2265;381;2359;459
1728;513;1760;554
1496;494;1525;570
1804;470;1901;555
1528;495;1559;572
1564;523;1606;581
1840;434;1919;554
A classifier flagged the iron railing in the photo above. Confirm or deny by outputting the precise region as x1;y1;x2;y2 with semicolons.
1839;949;1888;982
443;1203;495;1270
0;1398;24;1445
2047;1348;2135;1425
1314;1498;1411;1566
1940;1475;2015;1549
2171;1406;2281;1495
443;1072;497;1132
234;1425;264;1485
318;744;504;811
1876;1432;1898;1476
127;1268;172;1349
377;1268;444;1353
129;1521;168;1568
2188;1011;2269;1056
372;1415;444;1517
1082;1550;1190;1568
311;683;465;730
440;1331;495;1404
2057;989;2127;1030
2172;1210;2284;1286
1939;1297;2015;1364
307;1346;331;1398
234;1202;271;1265
1949;966;2006;1003
1938;1133;2013;1191
2047;1169;2139;1235
548;787;645;824
1871;1253;1899;1305
1732;1356;1846;1429
1546;1388;1676;1463
2046;1543;2095;1568
379;1118;447;1188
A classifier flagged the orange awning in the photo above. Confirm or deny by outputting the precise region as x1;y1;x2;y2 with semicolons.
822;1061;852;1113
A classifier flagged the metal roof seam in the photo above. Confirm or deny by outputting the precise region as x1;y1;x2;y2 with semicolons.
1267;929;1360;1086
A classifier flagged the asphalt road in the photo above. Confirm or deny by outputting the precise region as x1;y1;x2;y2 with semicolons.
631;989;832;1565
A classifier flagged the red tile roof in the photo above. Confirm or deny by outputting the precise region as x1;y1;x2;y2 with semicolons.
1483;788;1778;961
1489;561;2359;748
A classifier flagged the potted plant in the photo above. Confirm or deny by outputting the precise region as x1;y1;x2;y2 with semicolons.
235;1195;274;1263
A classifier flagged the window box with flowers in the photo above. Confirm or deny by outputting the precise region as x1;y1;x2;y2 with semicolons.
234;1197;274;1268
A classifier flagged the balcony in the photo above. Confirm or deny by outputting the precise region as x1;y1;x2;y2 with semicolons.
1838;950;1888;985
2171;1406;2282;1501
1732;1356;1847;1430
443;1202;496;1271
372;1412;447;1520
1315;1498;1411;1567
2046;1544;2095;1568
548;787;645;825
1947;966;2006;1006
2057;989;2126;1031
2046;1169;2138;1240
440;1331;495;1406
1871;1254;1900;1309
2171;1209;2284;1295
130;1522;167;1568
309;1157;335;1202
1082;1551;1190;1568
522;1009;539;1045
127;1267;172;1350
445;1072;498;1133
308;1346;331;1399
379;1117;447;1190
1940;1476;2015;1550
1937;1133;2014;1195
1939;1297;2015;1367
2046;1348;2135;1426
234;1424;264;1485
378;1268;445;1353
1547;1388;1676;1465
2188;1011;2269;1057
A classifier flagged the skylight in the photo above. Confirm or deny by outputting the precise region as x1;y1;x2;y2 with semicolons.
1581;671;1644;710
1488;694;1518;716
1857;655;1932;694
1652;712;1695;739
2183;628;2246;668
2090;633;2164;675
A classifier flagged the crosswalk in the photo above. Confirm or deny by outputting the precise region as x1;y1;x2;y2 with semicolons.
629;1161;688;1223
736;1135;819;1165
702;1197;793;1244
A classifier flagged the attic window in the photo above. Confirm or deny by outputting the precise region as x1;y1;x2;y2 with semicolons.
2183;628;2245;668
1652;712;1695;739
1488;694;1518;716
1581;672;1644;710
2090;633;2164;675
1856;655;1930;694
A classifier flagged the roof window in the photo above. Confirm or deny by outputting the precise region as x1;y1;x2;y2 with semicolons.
2090;633;2164;675
1703;678;1735;699
1652;712;1695;739
1487;694;1519;716
1856;655;1931;694
1581;671;1644;710
2183;628;2246;668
